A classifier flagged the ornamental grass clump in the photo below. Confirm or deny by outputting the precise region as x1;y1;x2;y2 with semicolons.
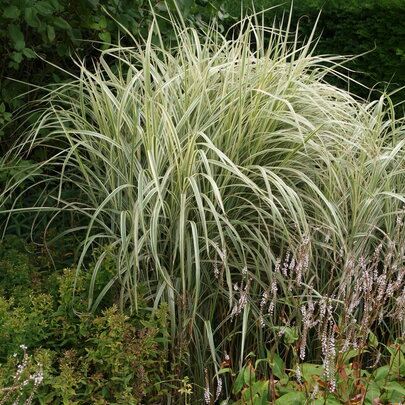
1;12;404;400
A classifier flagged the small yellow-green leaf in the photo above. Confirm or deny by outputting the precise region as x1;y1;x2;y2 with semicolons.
99;16;107;29
98;31;111;43
99;31;111;50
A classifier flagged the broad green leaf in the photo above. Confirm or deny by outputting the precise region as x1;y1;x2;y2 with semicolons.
217;368;232;375
365;385;380;404
24;7;40;28
242;387;257;402
283;327;299;344
323;396;341;405
368;330;378;348
3;6;20;19
275;391;305;404
254;395;267;405
342;349;368;363
53;17;71;30
270;353;285;379
233;366;246;394
7;25;25;51
387;345;405;375
10;52;23;64
177;0;193;16
89;21;100;30
35;1;55;16
251;380;269;399
49;0;63;11
383;382;405;403
8;61;19;70
243;364;255;386
56;42;69;56
301;363;323;381
373;365;389;382
47;25;56;42
22;48;36;59
384;381;405;395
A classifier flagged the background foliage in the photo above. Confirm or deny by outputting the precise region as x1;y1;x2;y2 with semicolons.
229;0;405;105
1;0;404;136
1;0;155;150
1;0;404;156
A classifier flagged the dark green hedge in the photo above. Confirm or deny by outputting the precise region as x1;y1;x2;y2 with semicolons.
0;0;154;147
224;0;405;106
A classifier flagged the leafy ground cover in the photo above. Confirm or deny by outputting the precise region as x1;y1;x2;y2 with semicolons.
0;237;170;404
0;11;404;405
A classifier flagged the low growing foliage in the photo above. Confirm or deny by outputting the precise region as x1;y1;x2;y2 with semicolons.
222;342;405;405
0;240;169;404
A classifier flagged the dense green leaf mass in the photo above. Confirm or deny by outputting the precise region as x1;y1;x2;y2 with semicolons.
0;0;156;151
0;239;169;404
223;0;405;105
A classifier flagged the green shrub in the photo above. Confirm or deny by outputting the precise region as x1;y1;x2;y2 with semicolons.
0;236;33;298
0;240;169;404
0;303;169;404
42;303;169;404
